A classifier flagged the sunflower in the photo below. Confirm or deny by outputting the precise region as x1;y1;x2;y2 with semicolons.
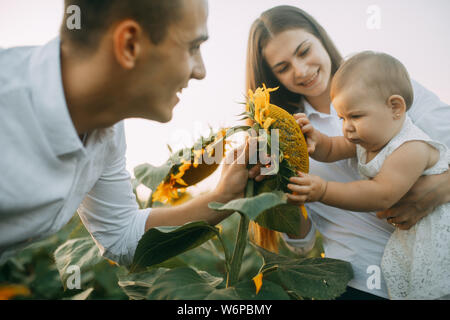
245;85;310;253
151;128;230;204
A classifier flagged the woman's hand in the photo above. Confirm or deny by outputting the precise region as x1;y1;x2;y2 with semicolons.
293;113;319;154
377;170;450;230
286;172;328;205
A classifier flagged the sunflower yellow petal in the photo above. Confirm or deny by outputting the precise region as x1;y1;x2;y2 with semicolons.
300;205;308;220
252;273;263;295
0;285;31;300
175;177;188;187
263;117;275;131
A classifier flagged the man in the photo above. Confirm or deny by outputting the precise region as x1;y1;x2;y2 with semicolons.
0;0;262;266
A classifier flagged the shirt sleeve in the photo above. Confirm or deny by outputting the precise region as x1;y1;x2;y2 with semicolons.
408;79;450;148
77;122;150;267
282;222;317;255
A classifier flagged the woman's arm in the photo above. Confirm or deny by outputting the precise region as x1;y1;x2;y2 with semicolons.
377;170;450;229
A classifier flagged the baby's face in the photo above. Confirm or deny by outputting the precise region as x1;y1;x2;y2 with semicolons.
332;87;398;153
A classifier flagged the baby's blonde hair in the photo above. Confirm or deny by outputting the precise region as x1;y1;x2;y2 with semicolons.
331;51;414;110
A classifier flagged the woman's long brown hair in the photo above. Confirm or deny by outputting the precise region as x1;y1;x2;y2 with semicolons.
246;5;343;114
246;5;342;253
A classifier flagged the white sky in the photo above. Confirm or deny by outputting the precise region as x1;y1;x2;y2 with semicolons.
1;0;449;195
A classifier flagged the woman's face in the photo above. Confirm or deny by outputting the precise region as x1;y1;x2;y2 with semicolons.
263;28;332;99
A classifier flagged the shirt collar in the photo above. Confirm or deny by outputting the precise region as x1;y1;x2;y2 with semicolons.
303;98;338;119
29;37;84;156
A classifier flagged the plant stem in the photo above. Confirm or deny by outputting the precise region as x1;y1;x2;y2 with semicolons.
226;179;254;287
217;233;231;278
226;213;249;287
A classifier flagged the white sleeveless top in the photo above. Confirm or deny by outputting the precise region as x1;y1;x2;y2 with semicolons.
356;116;450;299
356;116;449;179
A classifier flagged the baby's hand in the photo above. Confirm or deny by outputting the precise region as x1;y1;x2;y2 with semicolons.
293;113;318;154
286;172;328;205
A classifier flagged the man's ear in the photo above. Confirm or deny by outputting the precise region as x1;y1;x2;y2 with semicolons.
112;20;143;69
387;95;406;119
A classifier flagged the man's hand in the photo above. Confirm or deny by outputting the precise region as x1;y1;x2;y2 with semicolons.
214;138;265;202
377;170;450;230
286;172;328;205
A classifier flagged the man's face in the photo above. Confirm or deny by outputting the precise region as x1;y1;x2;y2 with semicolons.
130;0;208;123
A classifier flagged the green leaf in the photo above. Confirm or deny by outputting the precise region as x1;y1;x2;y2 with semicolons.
255;204;302;236
117;267;170;300
171;240;226;278
120;240;230;299
134;162;172;191
209;191;287;221
53;237;102;290
208;191;301;235
146;267;223;300
67;287;94;300
205;279;290;300
68;219;90;239
254;245;353;300
130;221;221;273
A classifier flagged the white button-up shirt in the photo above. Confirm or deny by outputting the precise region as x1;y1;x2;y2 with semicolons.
284;79;450;298
0;38;150;266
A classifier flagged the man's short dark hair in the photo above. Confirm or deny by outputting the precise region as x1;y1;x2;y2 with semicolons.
61;0;182;52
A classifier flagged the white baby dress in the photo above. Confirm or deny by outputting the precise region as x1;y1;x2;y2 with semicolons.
356;116;450;299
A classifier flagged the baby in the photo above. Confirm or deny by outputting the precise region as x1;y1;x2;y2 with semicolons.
290;51;450;299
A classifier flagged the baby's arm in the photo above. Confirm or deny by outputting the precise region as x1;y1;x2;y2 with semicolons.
287;140;438;212
294;113;355;162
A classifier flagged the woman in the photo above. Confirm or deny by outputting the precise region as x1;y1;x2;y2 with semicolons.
246;5;450;300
